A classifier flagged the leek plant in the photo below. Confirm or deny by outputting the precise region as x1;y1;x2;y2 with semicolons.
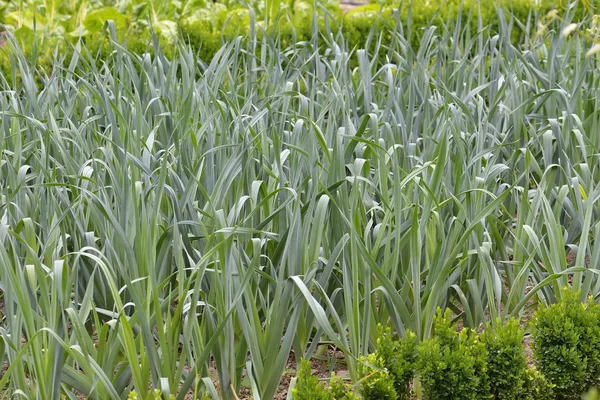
1;3;600;398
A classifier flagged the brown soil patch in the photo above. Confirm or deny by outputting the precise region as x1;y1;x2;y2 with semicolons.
271;354;297;400
566;250;591;266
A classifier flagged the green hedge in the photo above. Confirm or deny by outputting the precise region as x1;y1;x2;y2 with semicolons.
482;319;530;399
532;290;600;399
417;310;490;400
291;290;600;399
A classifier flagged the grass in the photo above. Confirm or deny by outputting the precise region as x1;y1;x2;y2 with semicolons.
1;3;600;399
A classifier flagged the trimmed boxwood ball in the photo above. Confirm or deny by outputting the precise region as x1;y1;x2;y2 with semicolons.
292;358;357;400
416;308;489;400
329;372;360;400
531;289;600;399
291;358;333;400
374;324;417;399
357;353;398;400
481;318;529;399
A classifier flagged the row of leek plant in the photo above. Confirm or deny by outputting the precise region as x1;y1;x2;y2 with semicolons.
1;4;600;399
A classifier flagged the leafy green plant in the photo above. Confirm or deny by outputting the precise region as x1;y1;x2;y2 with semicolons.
291;359;357;400
128;390;176;399
531;289;600;399
417;309;489;400
523;367;554;400
0;0;575;75
374;324;417;399
481;318;528;399
292;358;333;400
356;353;397;400
329;373;358;400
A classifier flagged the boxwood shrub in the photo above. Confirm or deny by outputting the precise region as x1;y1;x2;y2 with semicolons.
374;324;417;399
481;318;529;399
416;308;489;400
292;358;357;400
292;358;333;400
291;291;600;400
531;289;600;399
356;353;398;400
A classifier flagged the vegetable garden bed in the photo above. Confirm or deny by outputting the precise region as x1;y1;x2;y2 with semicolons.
1;0;600;399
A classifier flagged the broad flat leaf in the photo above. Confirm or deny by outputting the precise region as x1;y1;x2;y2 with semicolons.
83;7;127;33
